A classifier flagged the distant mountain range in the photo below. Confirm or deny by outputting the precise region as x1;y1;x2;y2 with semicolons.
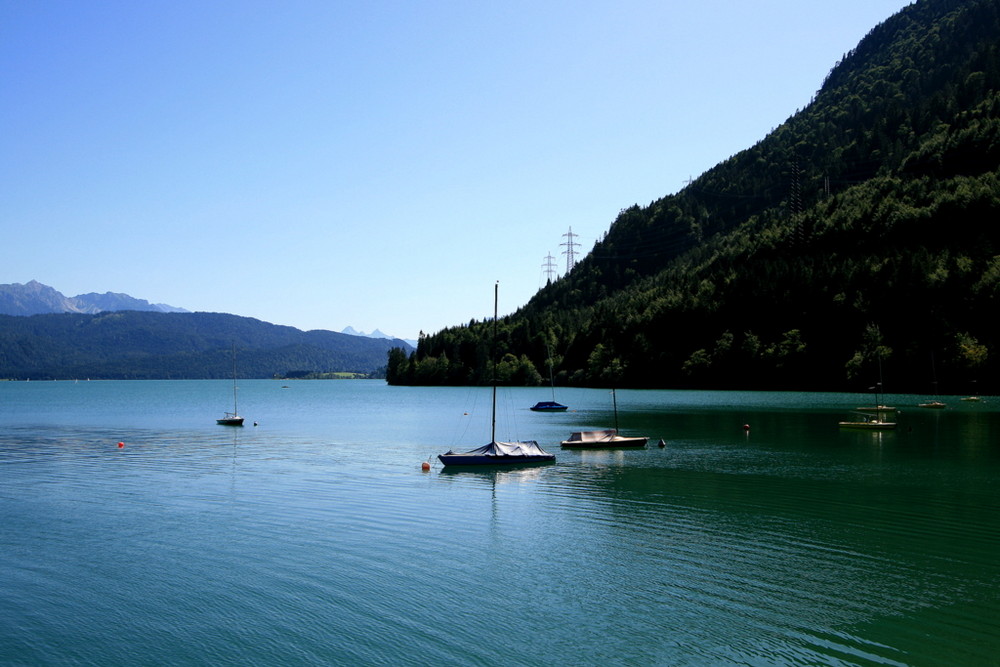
0;281;414;380
0;280;187;316
1;281;415;346
341;326;417;348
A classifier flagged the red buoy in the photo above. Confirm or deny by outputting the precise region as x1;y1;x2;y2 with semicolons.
421;461;431;471
743;424;750;432
118;441;125;448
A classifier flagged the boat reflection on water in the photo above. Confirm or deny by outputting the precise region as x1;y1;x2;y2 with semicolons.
437;465;549;483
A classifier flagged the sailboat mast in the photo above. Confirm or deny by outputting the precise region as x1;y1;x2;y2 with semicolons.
612;387;619;433
231;344;239;415
546;341;557;402
491;281;498;444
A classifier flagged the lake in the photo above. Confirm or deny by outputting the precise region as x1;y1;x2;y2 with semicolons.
2;380;998;665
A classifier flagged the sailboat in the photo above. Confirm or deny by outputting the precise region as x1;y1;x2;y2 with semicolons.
961;380;981;402
918;353;946;409
530;341;568;412
438;284;555;466
855;382;896;415
560;387;649;448
217;345;244;426
841;382;895;429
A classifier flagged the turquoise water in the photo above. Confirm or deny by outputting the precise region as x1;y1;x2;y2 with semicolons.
2;380;999;665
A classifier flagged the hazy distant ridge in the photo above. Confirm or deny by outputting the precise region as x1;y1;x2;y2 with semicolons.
0;280;187;316
0;310;413;380
342;326;417;348
0;281;415;380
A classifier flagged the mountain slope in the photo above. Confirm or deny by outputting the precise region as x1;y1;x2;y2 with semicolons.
394;0;1000;394
0;281;187;315
0;311;410;380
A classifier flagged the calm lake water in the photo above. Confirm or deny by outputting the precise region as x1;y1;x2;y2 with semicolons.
2;380;998;666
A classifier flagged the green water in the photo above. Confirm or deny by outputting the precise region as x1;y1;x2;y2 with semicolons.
1;381;998;665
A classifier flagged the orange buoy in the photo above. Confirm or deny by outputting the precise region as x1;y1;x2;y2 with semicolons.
421;461;431;471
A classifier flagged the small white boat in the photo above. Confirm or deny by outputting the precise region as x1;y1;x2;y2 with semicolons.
560;388;649;448
839;418;896;430
856;379;895;414
917;356;946;409
560;429;648;448
856;405;897;414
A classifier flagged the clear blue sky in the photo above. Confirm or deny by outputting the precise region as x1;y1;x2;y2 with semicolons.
2;0;911;341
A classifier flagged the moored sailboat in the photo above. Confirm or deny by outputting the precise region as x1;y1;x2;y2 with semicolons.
530;341;568;412
842;382;896;429
439;283;555;467
560;387;649;448
217;345;244;426
918;353;947;409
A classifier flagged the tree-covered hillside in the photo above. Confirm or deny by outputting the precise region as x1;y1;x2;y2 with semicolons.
0;311;408;380
391;0;1000;395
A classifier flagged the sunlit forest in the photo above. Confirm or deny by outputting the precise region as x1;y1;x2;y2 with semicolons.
390;0;1000;394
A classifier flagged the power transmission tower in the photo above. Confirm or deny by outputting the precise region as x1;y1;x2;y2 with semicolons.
541;253;558;283
561;227;580;274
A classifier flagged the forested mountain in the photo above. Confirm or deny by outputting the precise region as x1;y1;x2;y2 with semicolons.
390;0;1000;394
0;311;410;380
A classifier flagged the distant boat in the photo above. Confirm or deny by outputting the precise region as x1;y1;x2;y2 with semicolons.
856;405;897;414
561;429;649;448
962;380;981;402
856;382;895;414
839;417;896;430
530;342;568;412
844;380;896;428
530;401;568;412
918;353;946;409
439;283;555;467
560;388;649;448
217;345;244;426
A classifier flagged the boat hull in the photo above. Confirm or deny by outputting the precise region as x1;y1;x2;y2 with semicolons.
838;421;895;430
530;402;568;412
560;437;648;448
438;440;555;467
217;416;244;426
438;453;555;466
560;429;648;448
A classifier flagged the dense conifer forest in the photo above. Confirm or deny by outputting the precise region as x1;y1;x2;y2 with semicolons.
389;0;1000;394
